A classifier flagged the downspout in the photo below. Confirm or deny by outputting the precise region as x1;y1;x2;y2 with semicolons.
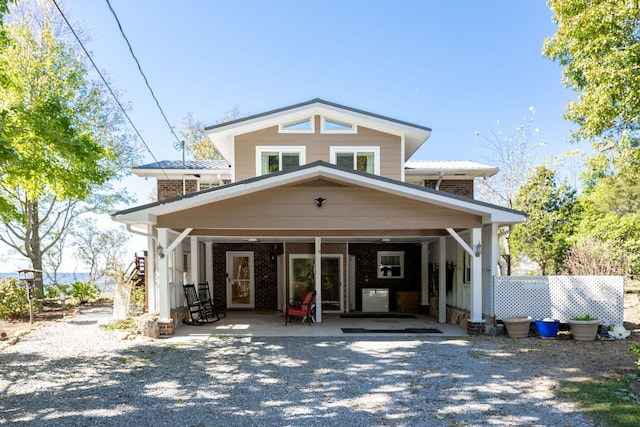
435;171;444;191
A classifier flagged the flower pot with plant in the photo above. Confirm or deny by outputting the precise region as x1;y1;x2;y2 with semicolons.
567;314;600;341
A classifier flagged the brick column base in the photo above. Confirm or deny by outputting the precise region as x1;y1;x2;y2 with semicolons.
467;321;486;335
158;321;175;337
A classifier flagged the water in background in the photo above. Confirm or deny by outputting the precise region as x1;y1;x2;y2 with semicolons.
0;272;98;287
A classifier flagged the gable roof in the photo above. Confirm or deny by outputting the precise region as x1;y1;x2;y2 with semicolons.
205;99;432;162
113;161;526;227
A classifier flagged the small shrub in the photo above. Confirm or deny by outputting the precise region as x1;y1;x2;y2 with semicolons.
44;283;71;298
70;281;100;304
631;343;640;374
572;314;598;321
0;278;29;320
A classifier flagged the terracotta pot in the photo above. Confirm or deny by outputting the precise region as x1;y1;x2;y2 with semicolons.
503;316;532;338
568;319;600;341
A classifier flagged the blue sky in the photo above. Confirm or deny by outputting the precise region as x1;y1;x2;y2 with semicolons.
2;0;592;272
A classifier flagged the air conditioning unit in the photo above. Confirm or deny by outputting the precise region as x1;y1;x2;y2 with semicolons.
362;288;389;312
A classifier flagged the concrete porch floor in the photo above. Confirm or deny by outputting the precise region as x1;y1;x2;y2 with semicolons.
166;311;467;342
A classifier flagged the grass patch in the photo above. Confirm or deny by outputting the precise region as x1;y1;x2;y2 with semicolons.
100;318;137;333
558;375;639;427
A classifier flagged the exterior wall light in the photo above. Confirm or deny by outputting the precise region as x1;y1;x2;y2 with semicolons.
314;197;326;207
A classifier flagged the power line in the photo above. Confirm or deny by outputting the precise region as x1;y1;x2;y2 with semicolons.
51;0;169;180
105;0;183;146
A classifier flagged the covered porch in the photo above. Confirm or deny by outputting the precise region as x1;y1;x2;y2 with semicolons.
113;162;527;335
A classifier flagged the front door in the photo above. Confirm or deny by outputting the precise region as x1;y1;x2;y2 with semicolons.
226;251;254;309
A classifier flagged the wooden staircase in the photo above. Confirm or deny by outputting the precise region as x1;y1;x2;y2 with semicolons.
125;253;147;311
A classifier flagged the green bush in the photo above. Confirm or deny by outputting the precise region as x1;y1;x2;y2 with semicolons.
0;277;29;320
70;281;100;304
44;283;71;298
631;343;640;374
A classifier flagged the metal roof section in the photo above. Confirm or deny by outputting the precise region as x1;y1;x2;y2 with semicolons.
113;160;527;226
405;160;499;179
132;160;231;178
205;99;432;162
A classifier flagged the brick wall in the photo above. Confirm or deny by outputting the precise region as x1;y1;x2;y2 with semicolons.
157;179;198;201
211;243;282;310
423;179;474;198
349;243;421;311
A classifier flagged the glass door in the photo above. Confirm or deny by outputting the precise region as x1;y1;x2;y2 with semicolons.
289;254;342;313
226;252;254;309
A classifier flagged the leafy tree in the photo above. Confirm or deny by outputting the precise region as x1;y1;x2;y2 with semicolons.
179;108;244;160
70;217;131;292
0;0;138;293
510;165;579;275
543;0;640;146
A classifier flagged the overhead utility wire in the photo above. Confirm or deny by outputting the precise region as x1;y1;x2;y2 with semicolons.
51;0;169;180
105;0;183;146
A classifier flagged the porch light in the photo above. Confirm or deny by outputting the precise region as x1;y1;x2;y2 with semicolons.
314;197;326;207
156;244;165;259
475;243;482;257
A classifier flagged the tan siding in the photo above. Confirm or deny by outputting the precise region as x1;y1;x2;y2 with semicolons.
234;115;402;181
156;181;482;231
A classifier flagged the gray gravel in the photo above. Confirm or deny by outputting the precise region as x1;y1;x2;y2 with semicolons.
0;306;595;426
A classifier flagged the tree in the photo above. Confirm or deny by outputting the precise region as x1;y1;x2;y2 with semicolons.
70;217;130;292
0;0;138;293
510;165;579;275
178;108;244;160
543;0;640;147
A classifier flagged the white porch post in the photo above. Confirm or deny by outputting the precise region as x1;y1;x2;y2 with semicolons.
421;242;429;307
314;236;322;323
438;236;446;323
147;226;158;314
470;228;483;323
190;236;199;284
483;223;499;317
205;242;213;294
157;228;171;323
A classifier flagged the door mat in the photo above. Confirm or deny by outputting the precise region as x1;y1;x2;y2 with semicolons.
339;313;416;319
341;328;442;334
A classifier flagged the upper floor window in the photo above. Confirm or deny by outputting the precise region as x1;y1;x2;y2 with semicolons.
256;146;305;176
198;181;219;191
330;146;380;175
321;117;356;133
279;118;314;133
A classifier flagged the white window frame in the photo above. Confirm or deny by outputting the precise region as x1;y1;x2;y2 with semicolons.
330;146;380;175
321;116;357;134
256;146;306;176
278;117;315;133
377;251;404;279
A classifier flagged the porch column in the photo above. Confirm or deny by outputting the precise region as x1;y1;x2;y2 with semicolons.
421;242;429;307
205;242;213;297
469;228;483;324
314;236;322;323
438;236;446;323
483;223;499;317
157;227;171;323
190;236;199;284
147;226;158;314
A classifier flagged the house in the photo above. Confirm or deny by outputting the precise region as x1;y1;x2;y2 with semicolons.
112;99;527;335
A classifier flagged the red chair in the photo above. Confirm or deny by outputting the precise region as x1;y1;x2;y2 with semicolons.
286;290;316;325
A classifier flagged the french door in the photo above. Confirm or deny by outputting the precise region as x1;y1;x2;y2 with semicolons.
289;254;343;313
226;252;254;309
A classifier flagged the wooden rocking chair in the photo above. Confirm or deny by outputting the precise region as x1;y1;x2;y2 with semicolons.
197;282;226;319
183;283;219;325
285;290;316;325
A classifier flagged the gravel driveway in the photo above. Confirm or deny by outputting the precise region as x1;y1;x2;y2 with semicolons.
0;306;595;426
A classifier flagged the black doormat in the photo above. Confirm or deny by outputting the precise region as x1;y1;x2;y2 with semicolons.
339;313;416;319
341;328;442;334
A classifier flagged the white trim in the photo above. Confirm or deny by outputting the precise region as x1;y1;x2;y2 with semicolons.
226;251;255;309
255;146;306;176
329;146;380;175
377;250;404;279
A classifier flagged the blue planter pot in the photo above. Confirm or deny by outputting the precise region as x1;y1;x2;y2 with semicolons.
535;319;560;339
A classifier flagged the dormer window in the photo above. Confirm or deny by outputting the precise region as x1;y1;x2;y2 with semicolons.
256;146;305;175
330;146;380;175
279;118;314;133
322;117;356;133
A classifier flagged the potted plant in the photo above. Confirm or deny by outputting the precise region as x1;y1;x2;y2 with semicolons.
567;314;600;341
502;316;532;338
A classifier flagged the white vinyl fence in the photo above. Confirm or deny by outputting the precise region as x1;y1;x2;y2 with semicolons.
494;276;624;324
